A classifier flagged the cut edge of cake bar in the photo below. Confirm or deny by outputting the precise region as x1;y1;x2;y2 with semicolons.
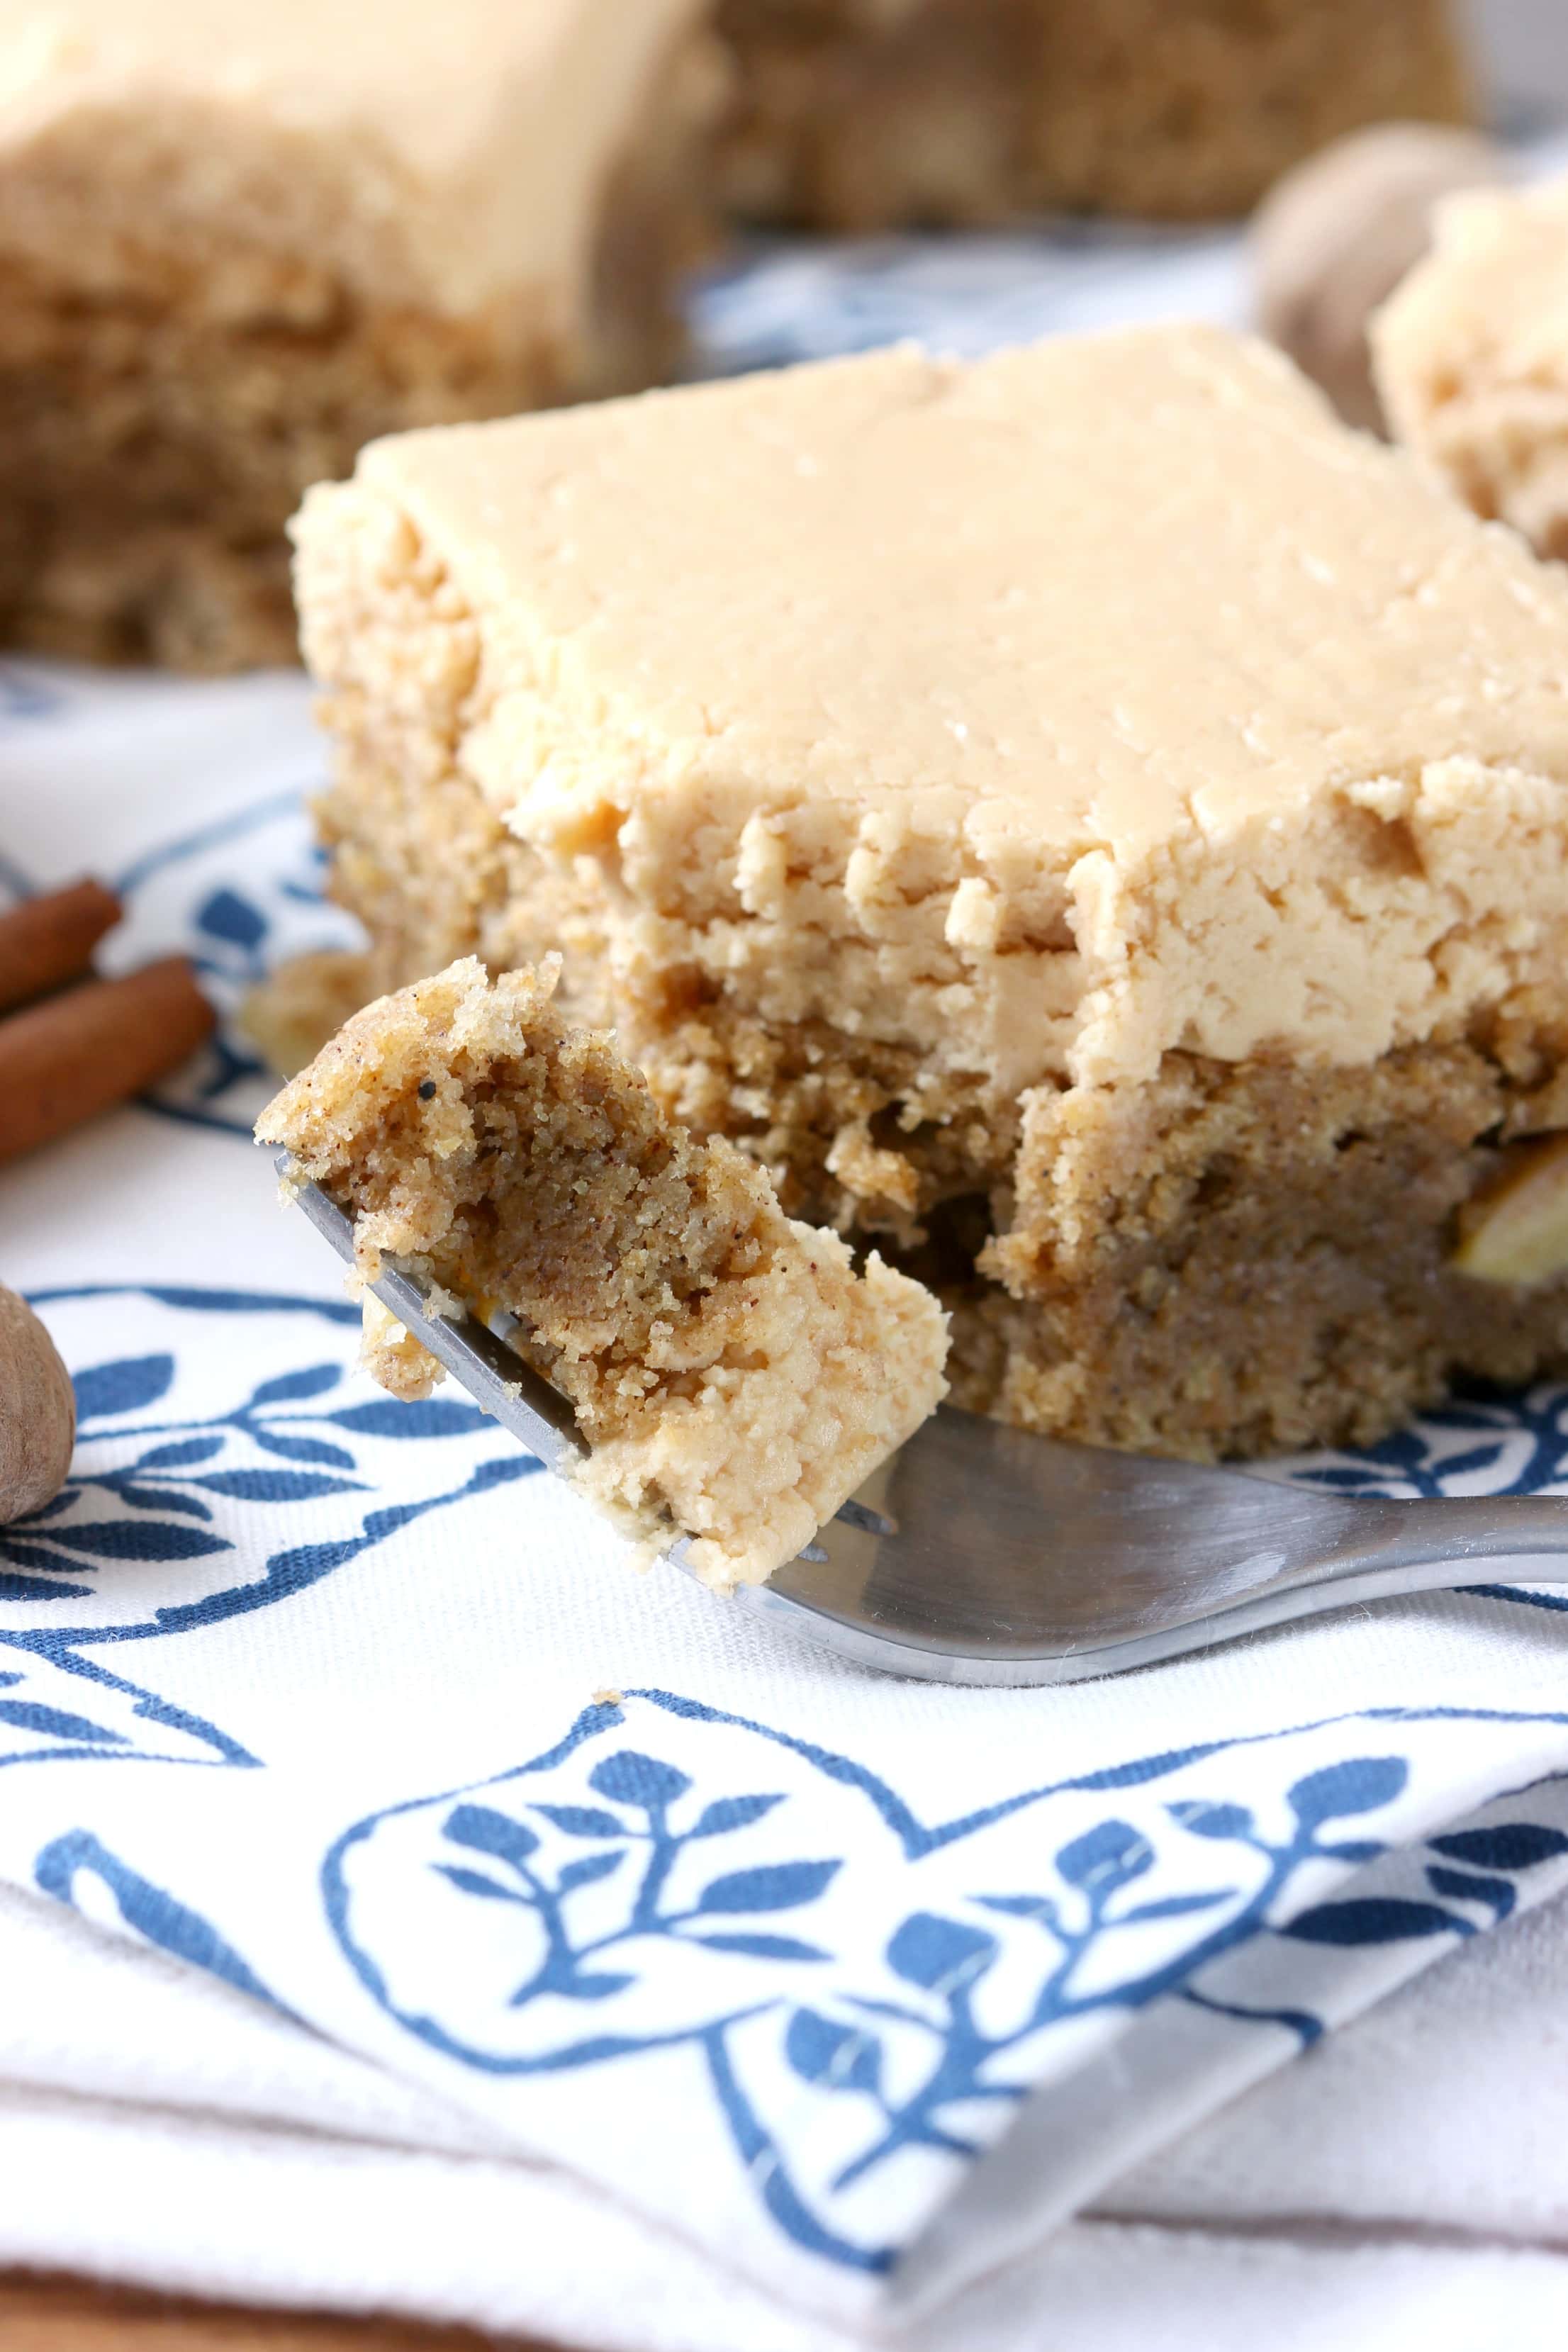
256;956;949;1590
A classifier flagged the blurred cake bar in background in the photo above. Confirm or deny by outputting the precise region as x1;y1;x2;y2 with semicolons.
258;957;948;1589
289;327;1568;1462
0;0;719;671
238;947;373;1081
1375;174;1568;560
712;0;1472;231
1251;124;1506;435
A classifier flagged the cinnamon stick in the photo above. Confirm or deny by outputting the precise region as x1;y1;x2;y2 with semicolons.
0;958;215;1165
0;878;122;1013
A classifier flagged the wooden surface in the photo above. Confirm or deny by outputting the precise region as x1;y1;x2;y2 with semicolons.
0;2274;562;2352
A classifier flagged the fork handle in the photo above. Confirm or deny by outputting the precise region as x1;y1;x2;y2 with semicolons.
1323;1492;1568;1575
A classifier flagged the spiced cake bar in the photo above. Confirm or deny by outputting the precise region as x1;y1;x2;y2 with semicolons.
257;958;948;1589
289;325;1568;1460
713;0;1472;231
1374;175;1568;563
0;0;718;668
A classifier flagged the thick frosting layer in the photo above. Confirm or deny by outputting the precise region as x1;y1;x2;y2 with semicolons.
298;327;1568;1090
0;0;710;313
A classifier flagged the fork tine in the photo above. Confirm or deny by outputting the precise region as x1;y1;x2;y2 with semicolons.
277;1158;1568;1690
284;1165;584;1477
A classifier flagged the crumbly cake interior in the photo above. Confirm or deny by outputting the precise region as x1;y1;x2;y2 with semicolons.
284;330;1568;1462
0;17;712;669
714;0;1470;230
256;958;948;1586
953;1036;1568;1455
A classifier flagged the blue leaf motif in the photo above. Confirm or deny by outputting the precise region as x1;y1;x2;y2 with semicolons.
690;1793;785;1838
196;1469;363;1503
35;1832;279;2011
785;2010;882;2093
0;1533;80;1568
73;1354;174;1421
16;1489;78;1522
433;1864;523;1903
588;1751;692;1809
532;1805;629;1839
444;1805;539;1870
692;1933;829;1962
251;1430;357;1470
1357;1428;1429;1469
976;1893;1058;1925
1426;1445;1507;1480
1429;1824;1568;1871
1282;1897;1469;1947
886;1913;997;1993
330;1398;488;1440
1119;1891;1233;1923
136;1438;225;1470
565;1972;637;2001
1287;1757;1407;1829
1077;1749;1219;1793
248;1365;342;1407
320;1682;1568;2268
1425;1865;1516;1919
1170;1801;1255;1841
1055;1819;1153;1894
196;887;267;948
0;1699;128;1745
694;1861;839;1915
113;1484;213;1520
132;1284;357;1320
35;1521;232;1562
0;1559;94;1597
556;1852;625;1893
469;1455;542;1494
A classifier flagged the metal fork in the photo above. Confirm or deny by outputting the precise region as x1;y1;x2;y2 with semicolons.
289;1171;1568;1687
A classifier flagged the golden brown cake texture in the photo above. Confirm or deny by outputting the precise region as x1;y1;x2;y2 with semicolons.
289;327;1568;1462
712;0;1471;232
257;958;948;1589
1374;174;1568;564
0;0;719;671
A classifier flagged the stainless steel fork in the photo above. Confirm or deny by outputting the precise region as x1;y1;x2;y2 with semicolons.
289;1170;1568;1687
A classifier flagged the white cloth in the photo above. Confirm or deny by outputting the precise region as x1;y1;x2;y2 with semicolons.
6;590;1568;2352
6;77;1568;2340
2;1878;1568;2352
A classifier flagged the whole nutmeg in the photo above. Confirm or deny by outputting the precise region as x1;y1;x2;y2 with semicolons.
1253;124;1508;433
0;1285;75;1524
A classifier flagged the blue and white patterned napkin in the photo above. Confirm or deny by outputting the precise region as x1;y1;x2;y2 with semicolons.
3;192;1568;2336
5;655;1568;2335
